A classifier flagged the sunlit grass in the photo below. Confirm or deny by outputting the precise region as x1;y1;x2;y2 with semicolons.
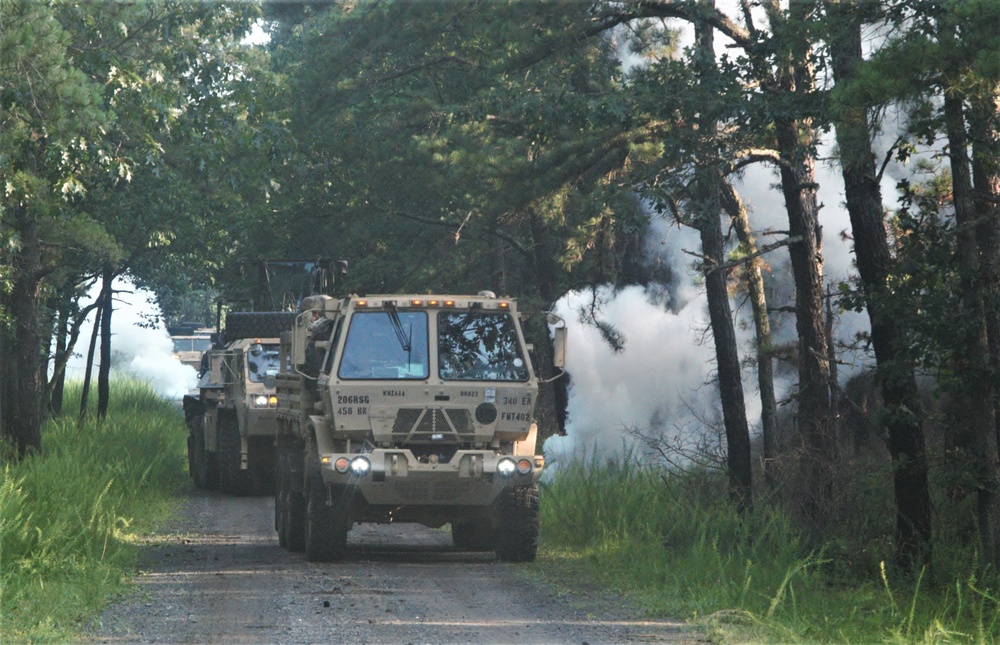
0;379;187;642
538;457;1000;643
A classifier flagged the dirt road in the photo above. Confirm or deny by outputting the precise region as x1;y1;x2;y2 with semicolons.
87;490;692;644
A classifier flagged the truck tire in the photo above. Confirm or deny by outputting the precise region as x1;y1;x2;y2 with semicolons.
224;312;296;342
190;415;218;490
276;452;305;551
218;412;255;496
285;487;306;553
451;520;495;551
304;460;350;562
494;485;539;563
275;453;286;536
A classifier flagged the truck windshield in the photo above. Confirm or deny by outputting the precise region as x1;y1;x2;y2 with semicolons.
247;343;281;384
338;311;429;380
438;312;529;381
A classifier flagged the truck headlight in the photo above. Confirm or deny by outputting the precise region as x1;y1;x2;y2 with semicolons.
254;395;268;408
350;456;371;476
497;457;516;478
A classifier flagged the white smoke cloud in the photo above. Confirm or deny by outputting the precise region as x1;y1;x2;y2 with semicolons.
64;278;197;399
544;130;881;465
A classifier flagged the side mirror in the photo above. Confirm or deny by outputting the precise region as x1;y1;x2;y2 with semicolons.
552;326;567;369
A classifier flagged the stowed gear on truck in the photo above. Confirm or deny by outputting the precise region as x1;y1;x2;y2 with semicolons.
274;292;566;562
184;311;296;495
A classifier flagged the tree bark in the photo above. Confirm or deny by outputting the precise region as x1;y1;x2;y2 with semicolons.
969;91;1000;455
721;181;778;493
80;290;104;424
694;3;752;512
98;268;114;420
825;0;932;570
945;89;1000;569
49;296;70;415
764;0;833;537
7;205;44;457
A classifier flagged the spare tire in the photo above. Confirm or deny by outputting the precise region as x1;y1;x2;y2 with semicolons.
224;311;297;341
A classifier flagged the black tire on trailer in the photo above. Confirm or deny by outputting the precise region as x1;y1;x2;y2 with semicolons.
223;312;297;342
304;459;350;562
494;485;540;563
451;520;496;551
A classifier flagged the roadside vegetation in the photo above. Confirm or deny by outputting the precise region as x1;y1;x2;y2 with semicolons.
0;380;187;642
540;457;1000;643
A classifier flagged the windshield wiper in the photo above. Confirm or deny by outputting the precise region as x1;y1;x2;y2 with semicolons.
384;306;411;353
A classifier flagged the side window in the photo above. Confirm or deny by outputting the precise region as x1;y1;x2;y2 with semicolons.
338;311;429;380
438;312;529;381
321;319;342;375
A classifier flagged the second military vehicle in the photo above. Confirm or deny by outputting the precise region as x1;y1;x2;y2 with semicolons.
184;311;295;495
273;292;566;562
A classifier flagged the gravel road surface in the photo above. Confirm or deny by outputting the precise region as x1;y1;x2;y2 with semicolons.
86;489;693;644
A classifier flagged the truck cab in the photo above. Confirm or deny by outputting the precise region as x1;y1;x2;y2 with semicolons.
275;293;564;562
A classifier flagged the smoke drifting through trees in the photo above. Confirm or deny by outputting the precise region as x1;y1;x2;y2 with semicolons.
63;280;197;400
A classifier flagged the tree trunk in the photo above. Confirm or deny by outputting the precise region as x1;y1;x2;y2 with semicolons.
7;205;44;457
721;181;778;493
98;268;114;420
694;4;752;512
79;290;104;424
48;290;100;415
49;296;70;415
825;0;932;570
527;209;569;440
945;89;1000;569
762;0;833;537
969;91;1000;455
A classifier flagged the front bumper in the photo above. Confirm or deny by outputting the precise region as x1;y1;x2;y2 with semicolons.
319;449;543;506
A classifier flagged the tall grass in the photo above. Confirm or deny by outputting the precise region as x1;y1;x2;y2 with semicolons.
540;457;1000;643
0;379;188;642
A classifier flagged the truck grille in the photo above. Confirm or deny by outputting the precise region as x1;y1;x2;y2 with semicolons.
392;408;474;442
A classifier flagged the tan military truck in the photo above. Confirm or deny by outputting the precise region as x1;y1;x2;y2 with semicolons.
184;312;296;495
273;292;566;562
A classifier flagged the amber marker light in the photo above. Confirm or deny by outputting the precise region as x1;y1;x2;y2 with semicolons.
411;299;423;306
443;300;456;307
356;299;368;308
427;299;440;307
498;301;510;309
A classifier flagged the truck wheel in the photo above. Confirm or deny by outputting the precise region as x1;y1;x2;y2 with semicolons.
276;452;305;550
451;520;495;551
494;485;539;563
191;416;218;490
285;487;306;553
187;431;196;482
275;453;287;542
219;413;254;496
304;460;350;562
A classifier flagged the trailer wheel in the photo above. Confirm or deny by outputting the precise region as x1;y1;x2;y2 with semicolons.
494;485;539;563
304;460;350;562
